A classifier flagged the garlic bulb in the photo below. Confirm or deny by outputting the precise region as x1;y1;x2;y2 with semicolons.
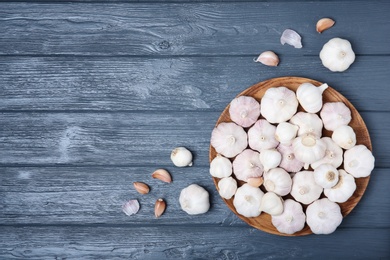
290;112;323;138
233;149;264;182
233;183;264;218
255;51;279;67
324;170;356;203
248;119;278;152
259;149;282;172
122;200;140;216
296;83;328;113
272;199;306;235
280;29;302;49
260;87;298;124
263;168;292;196
332;125;356;150
291;171;323;205
275;122;299;145
306;198;343;235
171;147;193;167
320;37;355;72
260;192;284;216
320;102;352;131
211;122;248;158
179;184;210;215
218;177;237;200
229;96;261;128
277;144;304;173
344;145;375;178
210;154;232;178
314;163;339;189
292;133;326;169
311;137;343;169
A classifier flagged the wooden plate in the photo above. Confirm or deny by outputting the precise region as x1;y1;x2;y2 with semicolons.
209;76;372;236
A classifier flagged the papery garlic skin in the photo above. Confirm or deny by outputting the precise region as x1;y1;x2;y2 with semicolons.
260;87;298;124
259;149;282;172
296;83;328;114
263;168;292;196
272;199;306;235
291;171;323;205
306;198;343;235
218;177;237;200
248;119;279;152
320;102;352;131
180;184;210;215
233;183;264;218
324;170;356;203
280;29;302;49
255;51;279;67
233;149;264;182
171;147;193;167
260;192;284;216
210;154;233;178
332;125;356;150
275;122;299;145
211;122;248;158
292;134;326;168
122;200;140;216
320;38;355;72
344;145;375;178
314;163;339;189
311;137;343;169
290;112;323;138
277;144;304;173
229;96;261;128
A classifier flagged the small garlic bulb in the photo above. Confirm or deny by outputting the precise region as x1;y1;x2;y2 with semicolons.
277;144;304;173
179;184;210;215
289;112;323;138
292;133;327;169
259;149;282;172
211;122;248;158
229;96;261;128
233;183;264;218
233;149;264;182
260;192;284;216
217;177;237;200
344;145;375;178
314;163;339;189
296;83;328;113
272;199;306;235
306;198;343;235
320;37;355;72
260;87;298;123
263;168;292;196
311;137;343;169
291;171;323;205
171;147;193;167
247;119;279;152
332;125;356;150
210;154;232;178
320;102;352;131
324;170;356;203
275;122;299;145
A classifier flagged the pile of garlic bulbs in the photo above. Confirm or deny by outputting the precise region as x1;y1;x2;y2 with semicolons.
210;82;375;235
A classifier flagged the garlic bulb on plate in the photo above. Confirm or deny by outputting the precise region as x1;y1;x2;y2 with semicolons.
314;163;339;189
291;171;323;205
260;87;298;123
292;133;326;169
324;170;356;203
296;83;328;113
306;198;343;234
260;192;284;216
210;154;232;178
311;137;343;169
211;122;248;158
233;149;264;182
344;145;375;178
332;125;356;150
247;177;264;188
290;112;323;138
248;119;279;152
263;168;292;196
229;96;261;128
180;184;210;215
272;199;306;235
277;144;304;173
171;147;193;167
218;177;237;200
259;149;282;172
233;183;264;218
320;38;355;72
275;122;299;145
320;102;352;131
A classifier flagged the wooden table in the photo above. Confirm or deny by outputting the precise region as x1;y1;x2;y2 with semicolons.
1;1;389;258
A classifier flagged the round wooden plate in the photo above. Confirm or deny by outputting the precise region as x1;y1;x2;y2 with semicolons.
209;76;372;236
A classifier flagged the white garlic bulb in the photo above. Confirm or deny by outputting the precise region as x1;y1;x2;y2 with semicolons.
320;102;352;131
306;198;343;235
311;137;343;169
211;122;248;158
260;192;284;216
324;170;356;203
344;145;375;178
179;184;210;215
292;133;327;169
263;168;292;196
217;177;237;200
275;122;299;145
291;171;323;205
233;183;264;218
259;149;282;172
277;144;304;173
332;125;356;150
229;96;261;128
296;83;328;113
171;147;193;167
314;163;339;189
320;37;355;72
272;199;306;235
209;154;232;178
260;87;298;123
233;149;264;182
289;112;323;138
248;119;279;152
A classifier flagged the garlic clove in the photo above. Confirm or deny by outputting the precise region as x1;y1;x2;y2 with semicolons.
133;182;150;194
332;125;356;150
211;122;248;158
180;184;210;215
291;171;323;205
277;144;304;173
320;102;352;131
122;199;140;216
233;149;264;182
233;183;264;218
320;38;355;72
248;119;279;152
313;163;339;189
306;198;343;235
217;176;237;199
280;29;302;48
272;199;306;235
260;192;284;216
171;147;193;167
259;149;282;172
316;18;335;33
154;198;166;218
210;154;233;178
263;168;292;196
324;170;356;203
296;83;328;114
229;96;261;128
247;177;264;188
344;145;375;178
255;51;279;67
152;169;172;183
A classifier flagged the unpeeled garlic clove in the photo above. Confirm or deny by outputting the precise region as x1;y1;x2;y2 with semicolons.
247;177;264;187
255;51;279;67
152;169;172;183
316;18;335;33
154;198;166;218
133;182;150;194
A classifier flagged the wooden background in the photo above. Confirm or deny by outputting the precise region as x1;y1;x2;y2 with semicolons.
0;1;389;259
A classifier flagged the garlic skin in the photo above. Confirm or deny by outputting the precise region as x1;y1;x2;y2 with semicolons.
320;37;355;72
320;102;352;131
233;149;264;182
314;163;339;189
210;154;232;178
233;183;264;218
211;122;248;158
272;199;306;235
180;184;210;215
171;147;193;167
311;137;343;169
260;87;298;124
296;83;328;113
291;171;323;205
324;170;356;203
217;177;237;200
280;29;302;49
292;133;327;169
277;144;304;173
344;145;375;178
263;168;292;196
306;198;343;235
229;96;261;128
332;125;356;150
122;200;140;216
255;51;279;67
259;149;282;172
260;192;284;216
275;122;299;145
248;119;279;152
290;112;323;138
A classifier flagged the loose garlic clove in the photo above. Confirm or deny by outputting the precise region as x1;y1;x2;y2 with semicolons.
314;163;339;189
154;198;166;218
306;198;343;235
324;170;356;203
179;184;210;215
255;51;279;67
320;38;355;72
260;192;284;216
344;145;375;178
152;169;172;183
316;18;335;33
233;149;264;182
247;177;264;188
217;176;237;200
296;83;328;114
133;182;150;194
171;147;193;167
233;183;264;218
122;200;140;216
229;96;261;128
277;144;304;173
247;119;279;152
263;168;292;196
210;154;232;178
291;171;323;205
280;29;302;49
292;133;327;169
320;102;352;131
275;122;299;145
290;112;323;138
260;87;298;124
332;125;356;150
259;149;282;172
211;122;248;158
272;199;306;235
